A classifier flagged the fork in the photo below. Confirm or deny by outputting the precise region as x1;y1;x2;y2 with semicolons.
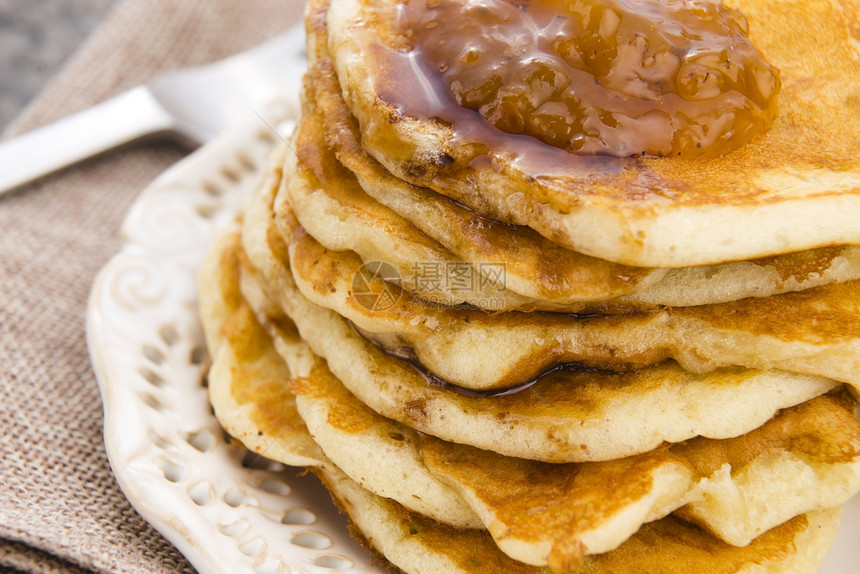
0;25;306;196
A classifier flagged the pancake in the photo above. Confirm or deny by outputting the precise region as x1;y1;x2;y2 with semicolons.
319;464;842;574
288;55;663;311
202;227;859;569
299;17;860;311
239;167;838;463
325;0;860;267
199;228;325;468
270;183;860;392
280;111;544;311
287;339;860;562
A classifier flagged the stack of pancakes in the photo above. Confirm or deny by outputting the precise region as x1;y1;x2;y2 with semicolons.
199;0;860;571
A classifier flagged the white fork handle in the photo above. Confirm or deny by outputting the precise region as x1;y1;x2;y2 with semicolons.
0;86;179;197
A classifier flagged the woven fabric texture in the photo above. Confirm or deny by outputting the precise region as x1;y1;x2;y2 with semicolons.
0;1;303;572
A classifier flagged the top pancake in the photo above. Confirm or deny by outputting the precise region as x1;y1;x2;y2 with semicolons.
325;0;860;267
295;34;860;311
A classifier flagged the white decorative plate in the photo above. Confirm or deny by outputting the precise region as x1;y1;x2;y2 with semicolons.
87;98;384;574
86;98;860;574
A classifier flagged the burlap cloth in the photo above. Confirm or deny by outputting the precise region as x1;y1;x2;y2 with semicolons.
0;1;304;572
